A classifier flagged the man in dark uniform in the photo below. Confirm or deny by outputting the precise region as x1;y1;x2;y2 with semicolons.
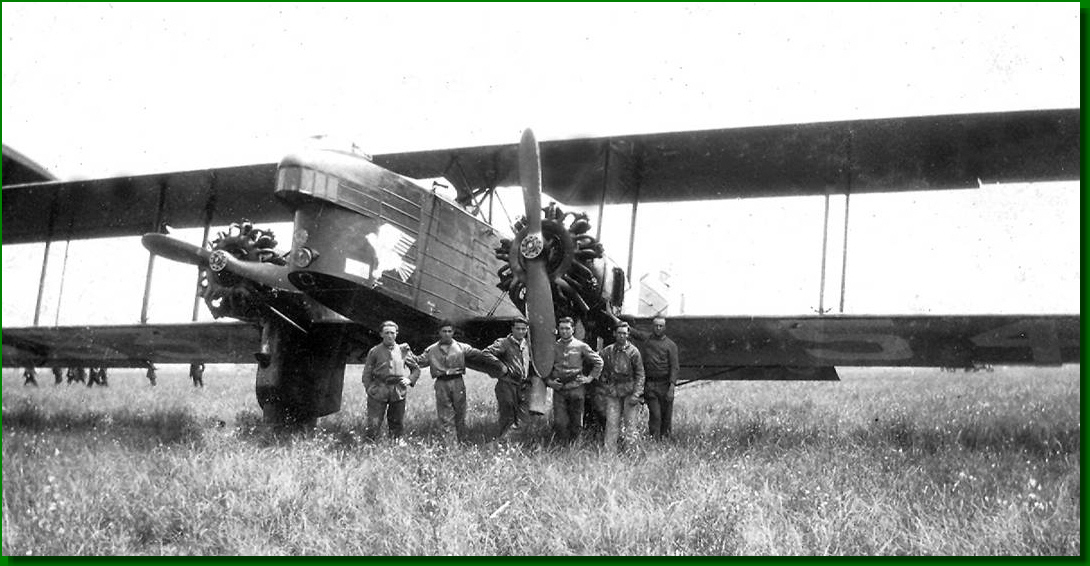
146;363;157;386
52;367;64;385
23;366;38;387
483;316;534;441
630;316;680;439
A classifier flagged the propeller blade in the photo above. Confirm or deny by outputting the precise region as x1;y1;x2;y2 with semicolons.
519;128;554;414
141;233;211;266
209;250;300;293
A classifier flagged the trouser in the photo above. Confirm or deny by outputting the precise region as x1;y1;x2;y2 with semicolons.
495;379;530;438
552;386;586;442
644;380;674;439
434;377;467;446
603;394;642;453
366;396;406;440
584;383;607;437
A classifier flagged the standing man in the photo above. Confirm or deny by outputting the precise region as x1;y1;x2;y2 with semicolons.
189;362;205;388
23;366;38;387
546;317;603;444
483;316;534;440
598;323;645;453
362;321;420;443
52;367;64;385
146;363;157;386
631;316;680;439
416;320;501;447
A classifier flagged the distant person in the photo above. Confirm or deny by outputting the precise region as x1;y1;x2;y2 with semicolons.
483;317;535;441
598;322;645;453
546;317;602;443
146;364;157;386
189;362;205;388
95;367;109;387
23;366;38;387
52;367;64;385
70;366;88;385
630;316;680;439
86;366;100;387
361;321;420;443
415;320;502;447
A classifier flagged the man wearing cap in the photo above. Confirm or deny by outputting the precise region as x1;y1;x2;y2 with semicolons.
630;316;680;439
598;322;645;453
546;316;603;443
362;320;421;442
416;320;502;447
483;316;534;440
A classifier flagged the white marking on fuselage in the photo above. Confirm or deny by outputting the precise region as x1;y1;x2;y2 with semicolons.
366;224;417;282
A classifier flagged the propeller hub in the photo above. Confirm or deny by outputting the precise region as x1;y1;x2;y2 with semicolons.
209;250;229;272
519;232;545;259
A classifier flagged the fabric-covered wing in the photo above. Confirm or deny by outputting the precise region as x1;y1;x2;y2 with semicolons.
629;314;1080;381
375;109;1079;206
2;322;263;367
2;163;286;244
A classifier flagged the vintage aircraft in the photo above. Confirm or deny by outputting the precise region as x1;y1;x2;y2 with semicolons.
2;108;1080;426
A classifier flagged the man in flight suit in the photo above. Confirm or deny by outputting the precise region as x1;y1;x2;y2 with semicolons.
598;323;645;453
546;317;603;443
416;320;502;447
362;321;420;442
483;316;534;440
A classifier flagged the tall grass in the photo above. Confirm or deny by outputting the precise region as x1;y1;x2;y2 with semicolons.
1;364;1079;555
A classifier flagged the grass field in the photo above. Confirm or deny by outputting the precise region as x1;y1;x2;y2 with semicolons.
1;364;1079;555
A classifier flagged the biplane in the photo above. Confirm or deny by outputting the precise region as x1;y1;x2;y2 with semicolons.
2;109;1080;426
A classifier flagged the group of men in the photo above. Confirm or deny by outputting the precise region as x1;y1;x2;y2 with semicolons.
20;363;206;388
23;366;110;387
361;315;679;452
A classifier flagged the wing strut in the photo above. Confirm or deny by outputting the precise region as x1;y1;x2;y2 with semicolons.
838;191;851;312
140;182;168;324
32;195;59;326
192;174;218;321
817;193;832;314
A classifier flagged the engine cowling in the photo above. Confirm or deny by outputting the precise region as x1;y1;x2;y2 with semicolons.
199;221;289;320
495;202;620;324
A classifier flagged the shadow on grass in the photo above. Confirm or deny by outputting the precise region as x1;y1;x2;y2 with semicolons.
2;397;207;447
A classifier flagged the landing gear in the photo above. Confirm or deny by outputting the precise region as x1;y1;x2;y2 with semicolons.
255;317;350;430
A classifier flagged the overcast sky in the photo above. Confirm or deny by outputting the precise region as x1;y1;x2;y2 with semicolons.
2;3;1080;324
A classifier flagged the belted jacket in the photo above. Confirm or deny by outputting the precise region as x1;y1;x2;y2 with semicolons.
599;341;645;398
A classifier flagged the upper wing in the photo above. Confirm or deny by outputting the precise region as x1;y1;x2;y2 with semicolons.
376;108;1080;206
4;109;1078;244
630;314;1079;381
2;163;285;244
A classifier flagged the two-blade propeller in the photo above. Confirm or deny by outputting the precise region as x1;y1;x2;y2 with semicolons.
140;233;300;293
518;129;555;415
